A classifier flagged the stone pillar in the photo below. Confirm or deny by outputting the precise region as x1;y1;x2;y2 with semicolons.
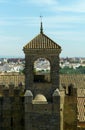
25;55;33;90
24;90;33;104
63;86;77;130
24;90;33;130
51;55;60;90
3;87;11;130
14;87;20;96
13;88;22;130
60;89;65;130
9;83;14;96
53;88;60;103
0;95;3;129
0;83;5;95
52;89;60;130
3;86;9;97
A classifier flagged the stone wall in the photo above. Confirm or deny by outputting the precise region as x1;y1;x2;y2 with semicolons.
24;89;60;130
0;87;24;130
0;74;81;130
0;73;25;88
0;74;85;89
63;87;77;130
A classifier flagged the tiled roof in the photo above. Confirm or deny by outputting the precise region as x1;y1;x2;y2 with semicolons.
77;88;85;97
23;33;61;49
77;88;85;122
60;74;85;88
77;97;85;122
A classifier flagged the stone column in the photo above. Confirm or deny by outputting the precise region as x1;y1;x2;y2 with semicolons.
25;55;33;90
51;55;60;90
52;89;60;130
24;90;33;130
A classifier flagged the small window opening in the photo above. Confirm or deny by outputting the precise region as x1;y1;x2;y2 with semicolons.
34;58;51;83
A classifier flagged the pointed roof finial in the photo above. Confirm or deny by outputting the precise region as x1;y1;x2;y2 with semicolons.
40;15;43;34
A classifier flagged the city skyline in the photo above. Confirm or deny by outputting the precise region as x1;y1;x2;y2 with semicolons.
0;0;85;58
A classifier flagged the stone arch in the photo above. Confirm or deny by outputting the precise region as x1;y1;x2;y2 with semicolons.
33;57;51;83
32;55;52;65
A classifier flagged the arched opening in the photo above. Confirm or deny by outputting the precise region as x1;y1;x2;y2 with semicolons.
33;58;51;83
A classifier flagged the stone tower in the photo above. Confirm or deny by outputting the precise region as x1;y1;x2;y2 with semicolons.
23;22;62;130
0;21;77;130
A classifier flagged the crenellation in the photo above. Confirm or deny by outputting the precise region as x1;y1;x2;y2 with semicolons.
3;87;9;97
0;83;5;95
9;83;14;96
0;84;24;97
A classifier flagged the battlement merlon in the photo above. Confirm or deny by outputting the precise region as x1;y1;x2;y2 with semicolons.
0;84;25;97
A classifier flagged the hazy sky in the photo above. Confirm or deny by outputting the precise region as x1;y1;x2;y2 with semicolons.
0;0;85;58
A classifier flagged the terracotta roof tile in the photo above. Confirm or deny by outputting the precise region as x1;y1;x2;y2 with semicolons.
23;33;61;49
